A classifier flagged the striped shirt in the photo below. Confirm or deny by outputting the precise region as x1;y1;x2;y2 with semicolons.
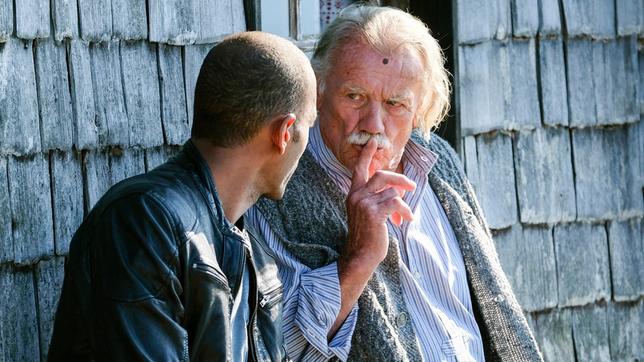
246;124;484;361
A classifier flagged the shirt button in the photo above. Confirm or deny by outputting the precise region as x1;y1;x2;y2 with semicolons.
395;312;409;327
413;270;421;279
494;294;505;303
317;313;326;325
420;156;429;162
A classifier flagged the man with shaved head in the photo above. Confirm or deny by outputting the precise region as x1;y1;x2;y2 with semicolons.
48;32;317;361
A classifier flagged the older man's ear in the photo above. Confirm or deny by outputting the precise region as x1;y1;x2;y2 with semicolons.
271;113;297;155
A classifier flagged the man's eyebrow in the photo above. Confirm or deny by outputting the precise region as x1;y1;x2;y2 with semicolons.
387;94;412;103
343;85;366;93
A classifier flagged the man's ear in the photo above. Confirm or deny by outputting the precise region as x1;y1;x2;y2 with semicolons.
271;113;296;155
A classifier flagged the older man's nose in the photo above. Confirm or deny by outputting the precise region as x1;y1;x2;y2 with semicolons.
359;102;386;135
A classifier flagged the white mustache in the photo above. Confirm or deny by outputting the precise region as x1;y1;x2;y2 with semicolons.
347;132;391;149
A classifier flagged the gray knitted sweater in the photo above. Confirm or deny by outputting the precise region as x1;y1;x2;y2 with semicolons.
256;133;543;361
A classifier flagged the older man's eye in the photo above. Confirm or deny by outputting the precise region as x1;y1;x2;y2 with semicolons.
347;93;364;102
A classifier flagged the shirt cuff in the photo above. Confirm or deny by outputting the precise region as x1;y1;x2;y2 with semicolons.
294;262;359;361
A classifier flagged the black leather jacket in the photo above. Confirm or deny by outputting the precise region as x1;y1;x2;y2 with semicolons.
48;141;286;361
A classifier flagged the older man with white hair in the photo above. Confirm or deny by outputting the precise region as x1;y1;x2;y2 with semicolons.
248;5;543;361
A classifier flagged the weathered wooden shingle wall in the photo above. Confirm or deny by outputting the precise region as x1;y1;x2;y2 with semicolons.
455;0;643;360
0;1;245;360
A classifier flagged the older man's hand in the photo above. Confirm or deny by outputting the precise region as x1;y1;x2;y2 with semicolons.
329;139;416;339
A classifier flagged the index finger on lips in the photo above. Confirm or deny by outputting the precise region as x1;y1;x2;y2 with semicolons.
351;138;378;190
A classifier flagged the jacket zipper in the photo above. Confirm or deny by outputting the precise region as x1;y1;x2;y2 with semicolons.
259;285;283;309
244;247;259;362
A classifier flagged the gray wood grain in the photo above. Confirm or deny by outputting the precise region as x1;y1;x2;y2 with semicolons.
607;218;643;301
158;44;190;145
511;0;539;37
0;39;41;155
571;304;611;361
458;42;506;135
78;0;111;41
52;0;79;41
0;0;12;42
51;151;84;255
529;309;575;362
562;0;616;39
474;132;518;229
572;126;643;221
493;225;557;312
109;147;146;186
538;39;568;127
184;44;215;126
608;301;644;361
147;0;198;45
8;154;54;264
0;266;40;361
90;41;129;147
112;0;148;40
566;39;597;127
503;40;541;130
514;127;576;224
616;0;643;36
83;149;111;211
537;0;562;36
69;40;99;150
34;39;74;151
0;157;11;263
36;257;65;361
120;41;164;148
554;223;610;307
15;0;50;39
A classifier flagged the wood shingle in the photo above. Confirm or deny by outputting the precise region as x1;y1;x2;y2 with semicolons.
514;127;576;224
566;39;596;128
616;0;643;36
90;41;129;147
112;0;148;40
493;225;557;312
458;42;506;135
0;0;12;42
607;301;644;361
0;39;41;155
148;0;198;45
0;266;40;361
503;40;541;130
0;158;11;263
554;223;610;307
562;0;616;39
538;39;568;127
158;44;190;145
572;125;643;221
52;0;79;41
529;309;575;362
607;218;644;301
511;0;539;38
35;39;74;151
571;304;611;361
472;132;518;229
120;41;164;148
36;257;65;361
15;0;50;40
78;0;112;41
50;151;84;256
537;0;562;36
69;40;99;150
8;154;54;265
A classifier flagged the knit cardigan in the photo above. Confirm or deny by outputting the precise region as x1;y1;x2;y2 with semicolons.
256;133;543;361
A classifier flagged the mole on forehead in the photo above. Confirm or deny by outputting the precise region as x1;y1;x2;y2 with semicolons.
382;58;389;64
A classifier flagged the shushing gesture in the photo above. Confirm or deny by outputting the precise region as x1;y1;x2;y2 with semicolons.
343;139;416;270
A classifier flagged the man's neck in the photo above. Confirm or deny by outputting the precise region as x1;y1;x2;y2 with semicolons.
192;138;262;224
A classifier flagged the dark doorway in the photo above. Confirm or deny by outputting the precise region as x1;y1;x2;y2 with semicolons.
409;1;457;148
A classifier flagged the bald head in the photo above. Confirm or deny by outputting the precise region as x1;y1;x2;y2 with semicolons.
192;31;316;147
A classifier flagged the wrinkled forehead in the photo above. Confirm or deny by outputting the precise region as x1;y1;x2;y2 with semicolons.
326;40;424;89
